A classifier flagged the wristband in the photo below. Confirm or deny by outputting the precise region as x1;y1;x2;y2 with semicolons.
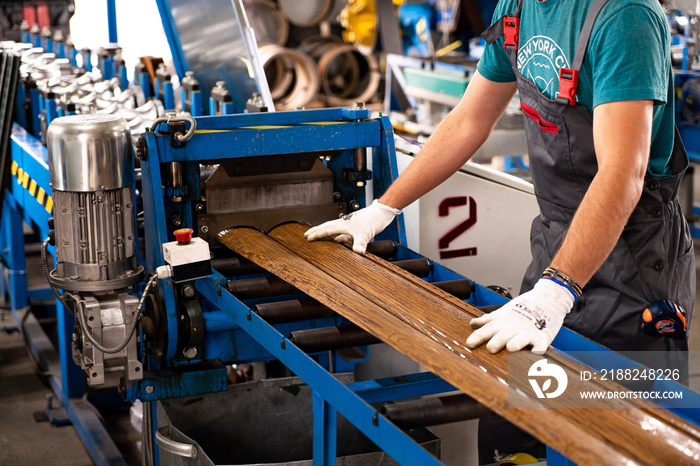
542;267;582;299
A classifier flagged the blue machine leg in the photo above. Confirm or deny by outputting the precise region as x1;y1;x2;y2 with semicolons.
56;298;84;399
313;390;337;466
4;197;29;324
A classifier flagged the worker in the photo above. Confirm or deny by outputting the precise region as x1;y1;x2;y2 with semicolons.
307;0;695;459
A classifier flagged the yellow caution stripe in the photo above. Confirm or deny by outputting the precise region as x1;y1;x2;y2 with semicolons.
10;160;53;214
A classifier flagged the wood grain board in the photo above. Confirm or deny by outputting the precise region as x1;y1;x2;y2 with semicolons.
218;222;700;465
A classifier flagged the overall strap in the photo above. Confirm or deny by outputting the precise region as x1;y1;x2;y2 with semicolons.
556;0;611;105
481;0;524;46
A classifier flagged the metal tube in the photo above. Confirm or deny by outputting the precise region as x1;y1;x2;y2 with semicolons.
365;240;397;258
168;161;182;188
255;298;336;324
289;324;382;353
392;258;432;278
354;147;367;173
226;276;299;299
212;256;265;276
432;279;472;299
381;394;493;429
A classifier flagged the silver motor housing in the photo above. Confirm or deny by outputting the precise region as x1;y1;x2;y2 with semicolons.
47;113;143;291
47;114;144;388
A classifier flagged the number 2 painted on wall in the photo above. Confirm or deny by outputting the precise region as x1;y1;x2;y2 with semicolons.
438;196;477;259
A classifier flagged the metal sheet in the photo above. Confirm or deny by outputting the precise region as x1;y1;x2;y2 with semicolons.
157;0;273;113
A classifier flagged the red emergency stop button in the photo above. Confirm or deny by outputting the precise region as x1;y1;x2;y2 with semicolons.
174;228;193;244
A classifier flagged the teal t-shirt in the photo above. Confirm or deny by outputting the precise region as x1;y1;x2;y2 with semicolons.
476;0;674;176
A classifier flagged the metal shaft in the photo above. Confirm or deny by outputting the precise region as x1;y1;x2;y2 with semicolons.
212;256;265;276
433;279;473;299
289;324;382;353
365;240;397;258
226;276;299;299
381;394;493;429
255;298;336;324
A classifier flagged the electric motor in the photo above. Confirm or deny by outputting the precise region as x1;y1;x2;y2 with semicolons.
47;113;143;292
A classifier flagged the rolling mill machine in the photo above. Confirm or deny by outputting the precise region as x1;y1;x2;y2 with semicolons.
30;103;700;466
4;2;700;466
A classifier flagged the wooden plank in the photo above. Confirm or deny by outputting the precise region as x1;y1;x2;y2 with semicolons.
218;224;700;465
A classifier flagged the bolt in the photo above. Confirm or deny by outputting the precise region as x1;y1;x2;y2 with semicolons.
183;346;198;359
333;191;341;200
201;225;209;234
145;385;154;394
356;181;365;187
195;203;204;212
171;215;182;227
181;284;195;299
353;101;365;109
349;200;361;211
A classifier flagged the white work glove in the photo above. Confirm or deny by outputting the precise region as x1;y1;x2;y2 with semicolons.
304;200;401;254
466;278;575;354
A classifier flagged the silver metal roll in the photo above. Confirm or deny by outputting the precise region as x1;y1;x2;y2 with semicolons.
47;113;133;192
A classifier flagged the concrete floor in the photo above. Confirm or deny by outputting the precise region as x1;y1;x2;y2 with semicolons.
2;242;700;466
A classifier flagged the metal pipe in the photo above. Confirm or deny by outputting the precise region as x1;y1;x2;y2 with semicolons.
255;298;336;324
365;240;397;258
289;324;381;353
393;258;432;278
168;161;182;188
212;256;265;276
381;394;494;429
432;279;472;299
226;276;299;299
354;147;367;182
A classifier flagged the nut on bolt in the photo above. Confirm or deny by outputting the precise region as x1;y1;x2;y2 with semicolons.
200;225;209;234
181;284;195;299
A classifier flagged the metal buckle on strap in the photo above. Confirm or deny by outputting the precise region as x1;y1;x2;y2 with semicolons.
503;16;520;51
556;68;579;105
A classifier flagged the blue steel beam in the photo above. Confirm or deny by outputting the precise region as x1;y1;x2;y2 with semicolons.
153;0;187;79
195;276;444;466
157;121;382;163
106;0;118;43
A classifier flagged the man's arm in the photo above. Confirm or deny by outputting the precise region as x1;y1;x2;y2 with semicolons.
379;71;517;210
549;99;652;286
304;71;516;253
467;99;652;353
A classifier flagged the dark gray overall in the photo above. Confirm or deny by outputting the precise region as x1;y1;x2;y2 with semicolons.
478;0;695;460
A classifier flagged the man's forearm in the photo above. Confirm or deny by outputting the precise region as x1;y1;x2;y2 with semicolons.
549;100;652;287
549;169;644;286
